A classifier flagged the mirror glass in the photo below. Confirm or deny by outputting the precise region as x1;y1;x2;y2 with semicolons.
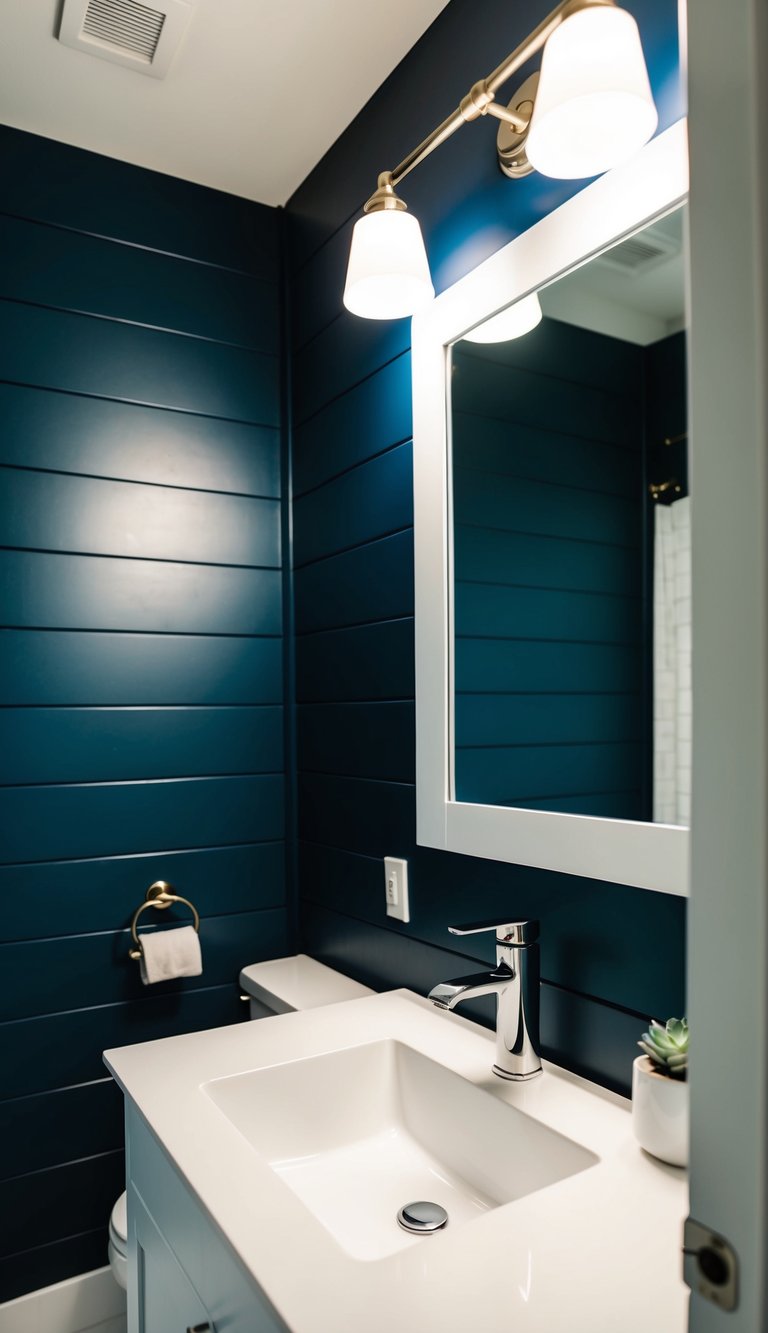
450;205;689;826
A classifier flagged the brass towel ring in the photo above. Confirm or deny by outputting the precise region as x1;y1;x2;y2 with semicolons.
129;881;201;960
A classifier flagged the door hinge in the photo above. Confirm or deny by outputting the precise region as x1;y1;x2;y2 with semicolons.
683;1217;738;1312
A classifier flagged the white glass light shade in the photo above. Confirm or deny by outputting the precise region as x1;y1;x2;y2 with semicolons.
464;293;543;343
526;6;658;180
343;209;434;319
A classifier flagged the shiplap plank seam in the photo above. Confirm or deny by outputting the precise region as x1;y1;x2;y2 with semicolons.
293;434;413;501
292;522;413;572
0;546;282;572
0;462;281;503
0;208;275;280
296;613;413;638
295;347;411;428
0;979;258;1031
0;625;283;639
0;377;279;431
0;1146;123;1188
0;838;284;868
0;293;277;355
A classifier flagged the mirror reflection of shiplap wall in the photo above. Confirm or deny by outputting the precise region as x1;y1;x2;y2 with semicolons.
451;206;689;826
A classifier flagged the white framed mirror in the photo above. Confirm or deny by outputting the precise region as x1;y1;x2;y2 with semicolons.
412;119;689;895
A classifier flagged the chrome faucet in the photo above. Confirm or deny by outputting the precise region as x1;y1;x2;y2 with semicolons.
428;919;542;1081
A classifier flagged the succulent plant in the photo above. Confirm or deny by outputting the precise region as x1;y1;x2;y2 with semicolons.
638;1017;689;1080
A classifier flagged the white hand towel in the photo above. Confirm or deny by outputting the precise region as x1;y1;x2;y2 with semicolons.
139;925;203;986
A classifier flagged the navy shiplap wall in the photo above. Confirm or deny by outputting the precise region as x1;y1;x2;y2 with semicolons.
0;127;289;1301
287;0;686;1096
452;321;646;818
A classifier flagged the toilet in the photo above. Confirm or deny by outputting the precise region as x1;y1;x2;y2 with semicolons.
238;952;372;1019
107;1189;128;1290
107;954;373;1287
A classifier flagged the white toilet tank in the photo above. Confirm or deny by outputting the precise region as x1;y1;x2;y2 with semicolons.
239;953;373;1018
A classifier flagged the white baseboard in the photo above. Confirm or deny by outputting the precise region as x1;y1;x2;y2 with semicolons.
0;1265;126;1333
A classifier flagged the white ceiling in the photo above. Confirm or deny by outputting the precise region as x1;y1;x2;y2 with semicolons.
0;0;449;205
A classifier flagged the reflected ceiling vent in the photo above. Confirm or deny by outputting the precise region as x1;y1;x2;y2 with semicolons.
598;227;680;277
58;0;195;79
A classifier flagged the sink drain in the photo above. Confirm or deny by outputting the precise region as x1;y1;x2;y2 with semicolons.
397;1201;448;1234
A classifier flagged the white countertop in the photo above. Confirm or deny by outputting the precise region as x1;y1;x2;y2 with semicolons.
105;989;689;1333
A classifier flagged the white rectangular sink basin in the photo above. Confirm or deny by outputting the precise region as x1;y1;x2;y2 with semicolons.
203;1037;597;1261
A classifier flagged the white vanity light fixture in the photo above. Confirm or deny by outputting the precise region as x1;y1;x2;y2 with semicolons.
343;0;658;320
524;5;658;178
463;292;543;342
342;174;434;319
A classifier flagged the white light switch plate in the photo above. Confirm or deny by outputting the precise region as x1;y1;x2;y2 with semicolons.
384;856;409;923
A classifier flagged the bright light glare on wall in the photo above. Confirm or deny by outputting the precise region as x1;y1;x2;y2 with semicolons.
525;6;658;179
463;293;543;343
342;210;435;319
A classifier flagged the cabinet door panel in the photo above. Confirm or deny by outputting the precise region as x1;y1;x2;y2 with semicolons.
126;1105;288;1332
135;1197;210;1333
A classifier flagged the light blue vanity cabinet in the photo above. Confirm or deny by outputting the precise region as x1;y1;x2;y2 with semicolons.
124;1102;288;1333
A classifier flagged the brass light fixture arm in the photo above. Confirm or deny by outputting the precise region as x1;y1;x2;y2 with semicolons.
366;0;616;207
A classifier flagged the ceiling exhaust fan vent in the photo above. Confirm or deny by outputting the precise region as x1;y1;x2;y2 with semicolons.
81;0;166;62
598;229;679;276
58;0;195;79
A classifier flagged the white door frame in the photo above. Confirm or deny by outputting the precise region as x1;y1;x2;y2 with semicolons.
687;1;768;1328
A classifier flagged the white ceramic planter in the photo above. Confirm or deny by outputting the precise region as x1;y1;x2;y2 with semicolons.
631;1055;688;1167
